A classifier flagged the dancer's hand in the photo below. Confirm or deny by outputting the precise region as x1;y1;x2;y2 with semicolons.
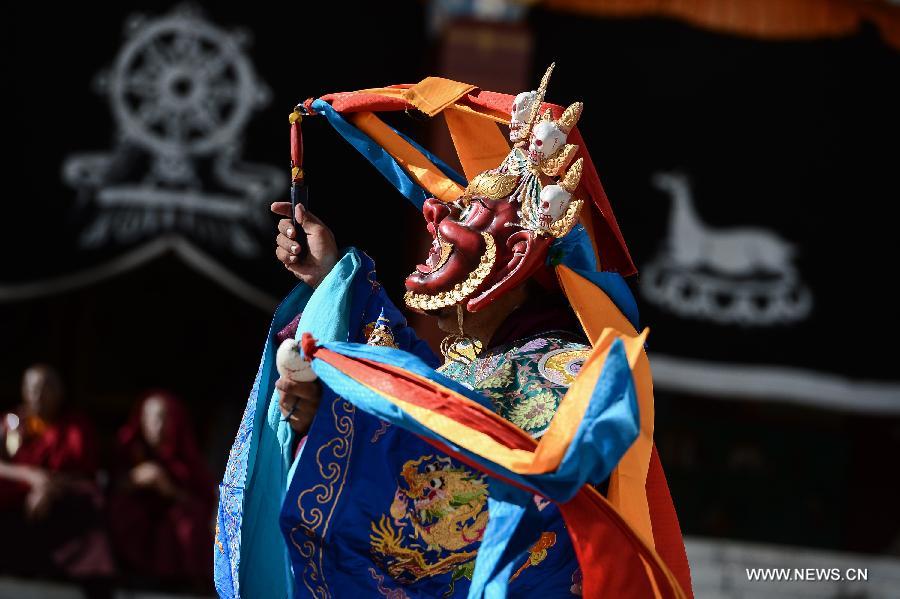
276;377;322;437
271;202;339;289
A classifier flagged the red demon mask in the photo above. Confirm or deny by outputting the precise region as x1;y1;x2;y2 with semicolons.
404;66;586;314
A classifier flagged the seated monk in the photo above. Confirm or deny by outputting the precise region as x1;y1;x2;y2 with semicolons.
0;364;113;580
108;391;215;589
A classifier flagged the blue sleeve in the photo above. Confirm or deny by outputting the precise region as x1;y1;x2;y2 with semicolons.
342;250;439;368
215;247;437;599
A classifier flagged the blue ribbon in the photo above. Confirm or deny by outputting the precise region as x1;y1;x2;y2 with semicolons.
470;482;542;598
550;225;641;329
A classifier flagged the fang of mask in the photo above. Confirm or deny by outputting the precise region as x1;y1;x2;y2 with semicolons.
538;185;572;228
509;90;537;143
528;120;567;165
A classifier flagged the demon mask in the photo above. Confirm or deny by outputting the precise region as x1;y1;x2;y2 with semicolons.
404;65;584;315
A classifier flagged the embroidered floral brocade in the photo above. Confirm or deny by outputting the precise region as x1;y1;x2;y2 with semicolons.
438;331;591;438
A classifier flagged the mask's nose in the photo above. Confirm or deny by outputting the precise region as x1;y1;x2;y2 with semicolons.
422;198;451;233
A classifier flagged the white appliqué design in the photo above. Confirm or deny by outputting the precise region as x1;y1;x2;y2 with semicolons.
62;6;284;257
642;172;812;326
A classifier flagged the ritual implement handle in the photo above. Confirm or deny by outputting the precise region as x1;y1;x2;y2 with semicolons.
289;106;310;260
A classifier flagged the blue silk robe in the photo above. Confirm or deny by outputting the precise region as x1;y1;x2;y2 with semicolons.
216;249;590;598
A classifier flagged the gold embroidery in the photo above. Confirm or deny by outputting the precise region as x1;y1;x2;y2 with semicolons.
371;420;391;443
290;398;355;598
510;531;557;582
538;348;592;386
474;360;513;390
367;269;381;291
508;390;558;432
366;318;399;349
369;455;488;584
214;521;225;555
296;537;328;599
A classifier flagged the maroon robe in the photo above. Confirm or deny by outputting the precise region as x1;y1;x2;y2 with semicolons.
0;409;113;578
108;392;215;587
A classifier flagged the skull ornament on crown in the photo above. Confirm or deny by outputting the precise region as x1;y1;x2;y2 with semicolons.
528;118;566;164
522;102;582;176
509;90;538;143
404;63;585;316
538;161;583;229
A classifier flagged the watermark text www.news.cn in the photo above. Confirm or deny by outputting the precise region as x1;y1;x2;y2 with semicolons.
746;567;868;582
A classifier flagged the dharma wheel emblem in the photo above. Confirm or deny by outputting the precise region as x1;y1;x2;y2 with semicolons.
63;6;284;256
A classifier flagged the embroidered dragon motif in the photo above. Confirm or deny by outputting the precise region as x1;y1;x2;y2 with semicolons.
370;455;488;590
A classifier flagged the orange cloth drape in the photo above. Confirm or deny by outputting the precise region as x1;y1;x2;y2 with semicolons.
556;263;692;595
557;265;656;546
348;112;465;201
443;108;511;181
402;77;476;116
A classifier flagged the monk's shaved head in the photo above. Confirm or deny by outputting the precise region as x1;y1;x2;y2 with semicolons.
21;364;64;420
